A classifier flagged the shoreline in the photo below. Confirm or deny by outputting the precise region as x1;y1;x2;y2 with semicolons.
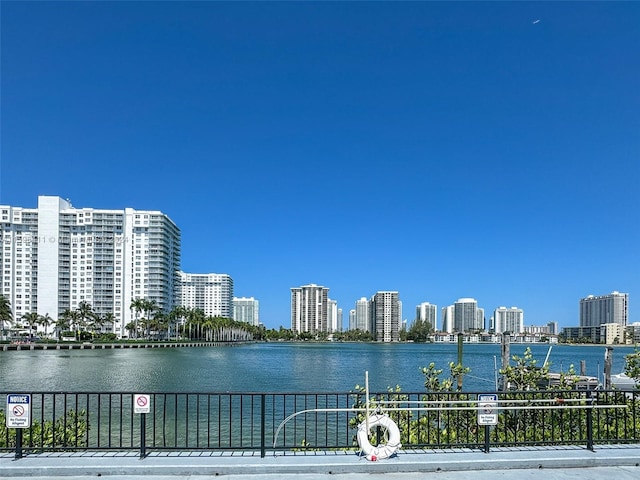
0;341;250;351
1;339;635;352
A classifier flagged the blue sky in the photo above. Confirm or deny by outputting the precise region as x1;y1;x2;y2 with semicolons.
1;2;638;330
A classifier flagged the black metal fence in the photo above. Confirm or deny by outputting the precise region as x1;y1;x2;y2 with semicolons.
1;390;638;458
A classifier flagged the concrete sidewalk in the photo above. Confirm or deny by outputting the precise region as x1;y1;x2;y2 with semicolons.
1;445;640;478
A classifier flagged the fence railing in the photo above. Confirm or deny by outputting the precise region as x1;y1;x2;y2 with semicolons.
1;390;638;459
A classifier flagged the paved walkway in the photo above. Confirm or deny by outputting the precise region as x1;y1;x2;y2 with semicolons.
1;445;639;479
4;468;640;480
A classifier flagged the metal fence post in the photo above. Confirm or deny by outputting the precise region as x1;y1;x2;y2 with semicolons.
140;413;147;459
260;394;266;458
14;429;23;460
484;425;490;453
586;395;594;451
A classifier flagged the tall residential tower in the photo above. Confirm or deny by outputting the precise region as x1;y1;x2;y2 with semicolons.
233;296;259;325
416;302;438;331
453;298;484;332
178;272;234;318
353;297;371;332
493;306;524;334
290;284;329;334
0;196;181;338
580;292;628;327
371;291;401;342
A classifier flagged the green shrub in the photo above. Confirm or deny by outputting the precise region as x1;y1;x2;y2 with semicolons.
0;409;89;450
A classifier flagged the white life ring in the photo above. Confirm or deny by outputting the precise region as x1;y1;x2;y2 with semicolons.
356;413;401;461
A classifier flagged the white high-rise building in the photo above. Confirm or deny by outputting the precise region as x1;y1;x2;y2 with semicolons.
290;284;329;334
371;291;400;342
0;196;181;338
349;309;356;330
493;306;524;334
354;297;371;332
416;302;438;330
328;298;339;332
233;296;259;325
447;298;484;333
441;305;454;333
179;272;233;318
580;292;628;328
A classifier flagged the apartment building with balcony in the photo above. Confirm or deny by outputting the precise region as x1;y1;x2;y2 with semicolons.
0;195;181;338
179;272;234;318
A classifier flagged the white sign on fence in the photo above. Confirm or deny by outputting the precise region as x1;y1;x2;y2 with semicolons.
477;394;498;426
6;394;31;428
134;394;151;414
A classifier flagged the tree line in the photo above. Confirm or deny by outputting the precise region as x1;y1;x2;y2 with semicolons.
0;295;259;343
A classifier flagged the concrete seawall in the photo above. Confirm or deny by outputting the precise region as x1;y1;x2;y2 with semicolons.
1;341;250;351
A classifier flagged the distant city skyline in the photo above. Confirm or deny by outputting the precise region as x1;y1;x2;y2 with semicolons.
2;2;637;330
0;195;632;336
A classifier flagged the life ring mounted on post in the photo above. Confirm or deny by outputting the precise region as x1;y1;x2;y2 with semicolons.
356;413;401;461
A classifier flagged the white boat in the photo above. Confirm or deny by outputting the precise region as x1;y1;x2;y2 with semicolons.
610;373;637;391
544;373;600;391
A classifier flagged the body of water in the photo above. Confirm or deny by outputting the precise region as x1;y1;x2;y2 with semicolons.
0;342;635;393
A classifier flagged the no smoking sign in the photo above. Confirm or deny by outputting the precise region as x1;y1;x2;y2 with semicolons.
134;394;151;414
477;394;498;426
6;394;31;428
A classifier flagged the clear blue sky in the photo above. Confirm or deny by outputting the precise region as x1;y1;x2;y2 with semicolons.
1;2;638;330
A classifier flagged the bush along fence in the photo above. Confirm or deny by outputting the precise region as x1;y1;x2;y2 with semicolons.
1;389;638;459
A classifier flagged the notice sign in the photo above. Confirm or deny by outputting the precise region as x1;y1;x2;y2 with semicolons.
6;394;31;428
477;394;498;426
133;394;151;414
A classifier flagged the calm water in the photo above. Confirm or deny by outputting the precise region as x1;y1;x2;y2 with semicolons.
0;342;635;393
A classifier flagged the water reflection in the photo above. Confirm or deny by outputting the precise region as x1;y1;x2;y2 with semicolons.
0;343;634;393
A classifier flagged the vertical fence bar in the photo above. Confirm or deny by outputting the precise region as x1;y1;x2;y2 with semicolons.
14;428;23;459
196;393;201;449
260;394;266;457
129;394;134;448
140;412;146;459
586;395;594;451
152;394;157;450
483;425;490;453
238;395;243;448
207;394;211;448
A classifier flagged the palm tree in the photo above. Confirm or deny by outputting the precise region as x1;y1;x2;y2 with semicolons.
57;309;76;340
130;298;145;339
185;308;205;340
39;313;53;339
203;316;216;342
168;306;188;341
56;308;78;339
88;314;107;337
75;301;95;340
152;311;168;340
141;299;158;339
21;312;40;340
125;321;137;339
213;316;227;342
100;312;116;337
0;295;13;341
